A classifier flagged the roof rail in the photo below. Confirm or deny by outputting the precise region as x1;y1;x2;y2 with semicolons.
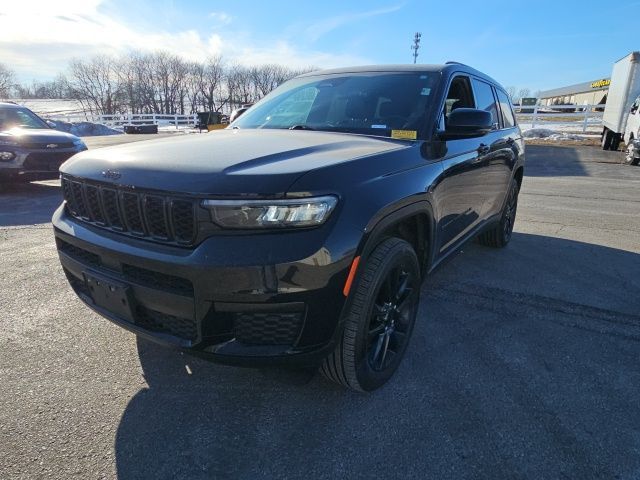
445;61;469;67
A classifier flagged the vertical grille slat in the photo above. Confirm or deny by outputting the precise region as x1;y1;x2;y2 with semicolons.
84;185;105;224
122;192;146;235
70;181;89;219
171;200;196;244
61;176;196;247
101;188;124;230
143;195;170;239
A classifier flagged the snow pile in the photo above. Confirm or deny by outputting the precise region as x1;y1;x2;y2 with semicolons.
522;128;586;141
52;120;122;137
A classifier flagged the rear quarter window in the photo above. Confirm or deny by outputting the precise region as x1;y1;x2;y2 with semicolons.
496;89;517;128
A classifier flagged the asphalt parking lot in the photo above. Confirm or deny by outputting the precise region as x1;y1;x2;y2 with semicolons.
1;140;639;479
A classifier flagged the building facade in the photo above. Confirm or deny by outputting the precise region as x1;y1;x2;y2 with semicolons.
538;78;610;106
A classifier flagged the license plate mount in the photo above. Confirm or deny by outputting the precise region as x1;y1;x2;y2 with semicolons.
84;271;135;322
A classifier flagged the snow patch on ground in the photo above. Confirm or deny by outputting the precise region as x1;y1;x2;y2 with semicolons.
52;120;122;137
518;122;600;136
522;128;586;141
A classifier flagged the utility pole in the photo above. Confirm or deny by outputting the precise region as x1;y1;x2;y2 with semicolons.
411;32;422;64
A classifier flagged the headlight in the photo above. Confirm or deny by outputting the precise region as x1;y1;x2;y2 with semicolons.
0;151;15;161
201;196;338;229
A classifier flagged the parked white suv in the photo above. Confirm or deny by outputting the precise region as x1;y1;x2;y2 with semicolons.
623;95;640;165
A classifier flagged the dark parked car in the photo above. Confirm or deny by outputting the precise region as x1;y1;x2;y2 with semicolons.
53;64;524;391
0;102;87;182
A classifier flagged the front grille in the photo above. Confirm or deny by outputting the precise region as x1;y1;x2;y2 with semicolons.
23;152;75;170
136;305;197;341
57;239;101;267
63;268;91;297
56;239;194;297
122;264;194;296
234;312;303;346
61;176;197;246
23;142;75;149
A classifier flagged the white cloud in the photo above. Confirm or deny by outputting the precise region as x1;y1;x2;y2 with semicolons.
303;4;404;42
0;0;369;81
208;11;232;25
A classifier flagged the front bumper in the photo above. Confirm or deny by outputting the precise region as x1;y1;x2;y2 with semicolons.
52;205;353;367
0;146;84;180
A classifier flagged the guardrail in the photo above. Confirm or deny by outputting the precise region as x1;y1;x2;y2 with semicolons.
50;113;199;129
515;104;604;133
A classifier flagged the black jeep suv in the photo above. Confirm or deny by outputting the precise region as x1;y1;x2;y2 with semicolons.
53;64;524;391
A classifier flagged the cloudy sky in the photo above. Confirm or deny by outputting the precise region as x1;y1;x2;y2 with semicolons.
0;0;637;91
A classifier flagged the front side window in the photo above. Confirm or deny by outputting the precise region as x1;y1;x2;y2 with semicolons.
232;72;441;140
496;89;516;128
472;79;499;130
443;75;475;123
0;107;49;130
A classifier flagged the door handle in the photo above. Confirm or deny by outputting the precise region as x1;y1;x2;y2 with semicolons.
478;144;490;155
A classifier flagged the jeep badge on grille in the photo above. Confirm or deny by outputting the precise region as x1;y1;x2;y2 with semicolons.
102;169;121;180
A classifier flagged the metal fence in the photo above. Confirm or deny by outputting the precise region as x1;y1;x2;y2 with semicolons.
514;104;603;133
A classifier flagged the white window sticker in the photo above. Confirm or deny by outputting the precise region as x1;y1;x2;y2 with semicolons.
421;87;431;96
371;124;387;129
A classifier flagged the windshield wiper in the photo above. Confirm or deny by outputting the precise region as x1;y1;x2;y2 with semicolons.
289;124;315;131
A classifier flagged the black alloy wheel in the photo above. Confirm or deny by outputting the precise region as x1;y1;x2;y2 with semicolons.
366;265;416;372
321;238;420;392
477;179;519;248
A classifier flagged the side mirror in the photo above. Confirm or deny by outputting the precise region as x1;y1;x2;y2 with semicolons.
46;119;57;128
443;108;493;139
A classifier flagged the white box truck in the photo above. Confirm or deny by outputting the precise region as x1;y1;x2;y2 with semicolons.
602;51;640;164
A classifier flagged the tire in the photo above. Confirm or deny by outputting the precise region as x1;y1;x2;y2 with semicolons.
625;142;640;166
320;238;420;392
602;129;613;150
477;179;519;248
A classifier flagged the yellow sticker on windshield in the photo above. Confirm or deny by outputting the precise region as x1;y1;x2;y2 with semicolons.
391;130;417;140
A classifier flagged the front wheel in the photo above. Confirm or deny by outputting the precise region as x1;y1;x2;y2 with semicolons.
625;142;640;166
321;238;420;392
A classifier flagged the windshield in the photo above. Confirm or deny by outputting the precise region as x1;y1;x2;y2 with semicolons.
0;107;49;130
232;71;440;140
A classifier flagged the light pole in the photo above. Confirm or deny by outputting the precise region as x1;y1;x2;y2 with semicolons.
411;32;422;64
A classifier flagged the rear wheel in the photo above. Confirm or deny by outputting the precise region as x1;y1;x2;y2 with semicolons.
611;133;621;152
477;179;519;248
602;129;613;150
321;238;420;392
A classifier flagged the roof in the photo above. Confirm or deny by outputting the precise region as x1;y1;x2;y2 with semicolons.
539;79;610;99
299;63;502;88
0;101;21;108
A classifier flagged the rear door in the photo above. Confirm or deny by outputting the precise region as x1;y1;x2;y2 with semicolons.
483;87;519;218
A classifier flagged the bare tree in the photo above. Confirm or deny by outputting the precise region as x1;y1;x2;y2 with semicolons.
0;63;15;99
68;55;124;115
505;86;517;104
55;51;317;116
517;88;531;101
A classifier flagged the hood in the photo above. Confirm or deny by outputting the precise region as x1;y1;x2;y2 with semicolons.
0;128;79;145
60;129;410;195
